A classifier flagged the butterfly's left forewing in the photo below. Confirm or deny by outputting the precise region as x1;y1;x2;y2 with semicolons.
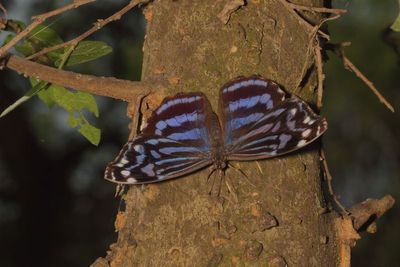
105;93;214;184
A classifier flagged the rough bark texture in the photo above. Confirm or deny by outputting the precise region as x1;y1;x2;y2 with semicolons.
99;0;339;266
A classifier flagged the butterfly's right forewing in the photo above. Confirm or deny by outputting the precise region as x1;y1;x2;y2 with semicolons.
220;76;327;161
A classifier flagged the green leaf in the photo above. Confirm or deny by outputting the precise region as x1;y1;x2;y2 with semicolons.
37;89;56;107
42;84;99;116
391;14;400;31
37;84;100;144
27;24;65;62
2;22;64;60
68;113;79;128
0;81;49;118
67;112;100;145
29;78;55;107
28;24;64;47
15;41;35;56
55;41;112;67
78;119;101;146
0;22;102;145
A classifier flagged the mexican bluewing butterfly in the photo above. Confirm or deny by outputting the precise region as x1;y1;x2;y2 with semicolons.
105;76;327;184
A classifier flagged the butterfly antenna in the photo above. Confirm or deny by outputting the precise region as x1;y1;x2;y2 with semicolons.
228;162;256;188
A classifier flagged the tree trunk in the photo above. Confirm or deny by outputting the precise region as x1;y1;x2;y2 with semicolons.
96;0;340;266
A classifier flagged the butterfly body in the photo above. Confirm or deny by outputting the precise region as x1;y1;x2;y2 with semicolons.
206;112;228;171
105;76;327;184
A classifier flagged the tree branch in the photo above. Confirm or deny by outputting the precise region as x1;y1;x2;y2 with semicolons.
3;55;161;102
0;0;96;57
349;195;395;233
27;0;151;60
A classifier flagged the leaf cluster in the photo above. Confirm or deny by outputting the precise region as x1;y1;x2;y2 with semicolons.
1;21;113;145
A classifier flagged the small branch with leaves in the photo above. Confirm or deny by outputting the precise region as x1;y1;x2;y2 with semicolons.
27;0;151;60
0;0;96;57
0;0;156;145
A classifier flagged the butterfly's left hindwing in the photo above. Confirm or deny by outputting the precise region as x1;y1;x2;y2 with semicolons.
105;93;215;184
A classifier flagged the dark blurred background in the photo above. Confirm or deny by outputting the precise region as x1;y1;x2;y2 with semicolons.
0;1;398;266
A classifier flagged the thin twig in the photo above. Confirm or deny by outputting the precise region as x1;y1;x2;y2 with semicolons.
307;14;340;108
286;1;347;15
278;0;342;92
328;45;395;112
306;14;340;57
314;40;324;109
27;0;150;60
320;149;350;215
0;3;8;19
4;55;160;102
341;54;395;112
278;0;315;31
277;0;335;39
0;0;95;57
307;15;340;99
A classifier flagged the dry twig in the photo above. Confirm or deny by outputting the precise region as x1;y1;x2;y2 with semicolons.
307;14;340;106
278;0;343;94
0;3;7;19
320;149;349;215
0;0;95;57
342;55;395;112
277;0;332;39
285;1;347;15
27;0;150;60
314;41;323;109
349;195;395;232
329;44;395;112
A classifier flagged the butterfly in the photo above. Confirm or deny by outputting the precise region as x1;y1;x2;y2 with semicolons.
104;76;327;184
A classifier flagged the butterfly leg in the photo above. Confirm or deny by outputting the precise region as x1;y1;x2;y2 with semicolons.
208;168;224;197
207;166;218;195
115;184;126;197
221;169;239;203
228;162;256;188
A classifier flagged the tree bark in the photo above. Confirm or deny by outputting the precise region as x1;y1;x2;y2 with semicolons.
96;0;341;266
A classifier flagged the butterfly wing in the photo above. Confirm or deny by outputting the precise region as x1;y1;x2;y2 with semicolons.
220;76;327;160
105;93;214;184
